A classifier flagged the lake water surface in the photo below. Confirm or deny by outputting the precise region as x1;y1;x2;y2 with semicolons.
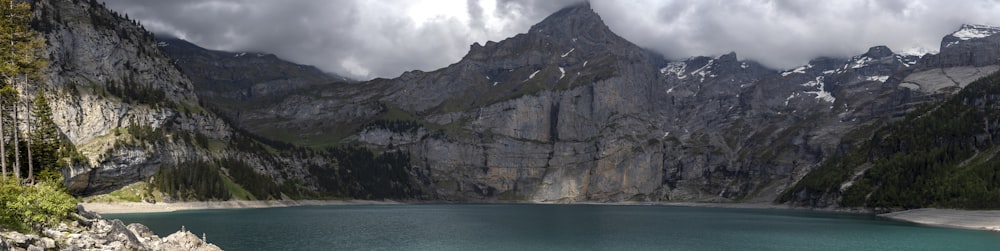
108;204;1000;250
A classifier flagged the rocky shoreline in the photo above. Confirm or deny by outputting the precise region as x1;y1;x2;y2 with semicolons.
0;205;221;251
82;199;402;214
879;208;1000;232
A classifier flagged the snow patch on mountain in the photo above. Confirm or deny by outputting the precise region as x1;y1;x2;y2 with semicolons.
561;48;575;58
899;47;936;57
526;70;541;81
803;76;835;103
953;24;1000;40
691;59;715;82
849;56;873;69
660;62;687;79
782;64;812;77
865;75;890;82
785;93;799;106
896;55;917;67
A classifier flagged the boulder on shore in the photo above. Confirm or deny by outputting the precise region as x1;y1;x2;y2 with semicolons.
0;204;223;251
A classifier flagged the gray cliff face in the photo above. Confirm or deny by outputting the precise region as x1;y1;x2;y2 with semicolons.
30;0;317;195
227;4;1000;203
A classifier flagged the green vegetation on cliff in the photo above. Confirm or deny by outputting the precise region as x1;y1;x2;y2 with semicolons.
310;146;418;200
153;160;232;201
780;70;1000;209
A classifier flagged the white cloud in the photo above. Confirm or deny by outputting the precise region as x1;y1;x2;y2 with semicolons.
104;0;1000;79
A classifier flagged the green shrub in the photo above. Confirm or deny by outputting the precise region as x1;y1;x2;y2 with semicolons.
0;179;78;232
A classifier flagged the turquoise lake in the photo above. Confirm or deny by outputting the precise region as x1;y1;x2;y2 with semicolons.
107;204;1000;250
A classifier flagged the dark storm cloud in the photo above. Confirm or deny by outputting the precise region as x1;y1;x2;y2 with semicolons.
104;0;1000;80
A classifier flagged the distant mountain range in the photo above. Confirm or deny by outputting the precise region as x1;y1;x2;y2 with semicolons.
154;36;352;127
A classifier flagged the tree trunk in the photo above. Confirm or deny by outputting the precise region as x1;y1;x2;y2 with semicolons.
5;14;11;180
12;84;19;181
8;29;17;181
0;85;5;179
25;77;32;184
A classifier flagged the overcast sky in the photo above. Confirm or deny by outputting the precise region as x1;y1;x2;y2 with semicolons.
104;0;1000;80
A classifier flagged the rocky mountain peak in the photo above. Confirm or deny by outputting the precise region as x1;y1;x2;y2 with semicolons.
950;24;1000;39
863;45;894;58
466;1;632;62
394;1;657;113
716;52;739;63
942;24;1000;48
527;2;605;38
924;24;1000;68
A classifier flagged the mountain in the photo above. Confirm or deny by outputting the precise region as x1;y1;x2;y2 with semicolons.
36;0;1000;207
154;36;351;126
780;24;1000;209
28;0;417;200
30;0;292;195
780;70;1000;210
216;3;1000;204
200;2;999;203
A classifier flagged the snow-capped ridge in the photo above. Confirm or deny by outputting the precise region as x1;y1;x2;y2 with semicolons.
945;24;1000;47
951;24;1000;40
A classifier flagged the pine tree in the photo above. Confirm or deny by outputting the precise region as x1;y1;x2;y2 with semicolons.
30;93;59;182
0;0;47;182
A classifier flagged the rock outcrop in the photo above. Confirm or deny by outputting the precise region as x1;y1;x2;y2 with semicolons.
0;205;221;251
